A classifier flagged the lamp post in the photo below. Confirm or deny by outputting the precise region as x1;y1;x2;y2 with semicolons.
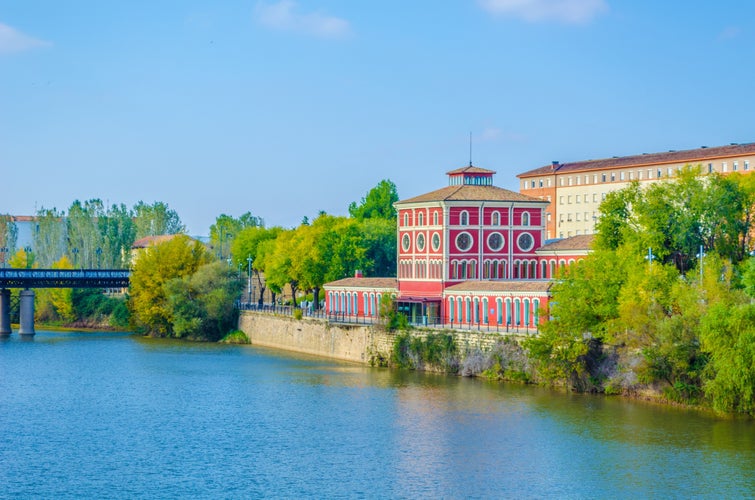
23;246;33;269
246;256;253;306
646;247;654;268
72;248;79;268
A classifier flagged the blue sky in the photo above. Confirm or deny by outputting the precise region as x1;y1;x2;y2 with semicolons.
1;1;753;236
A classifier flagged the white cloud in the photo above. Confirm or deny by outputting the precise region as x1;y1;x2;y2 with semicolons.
254;1;351;39
478;0;608;24
0;22;50;54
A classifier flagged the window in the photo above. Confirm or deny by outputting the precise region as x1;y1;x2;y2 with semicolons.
593;193;597;203
460;211;469;225
620;172;625;181
531;180;535;188
734;161;739;171
487;232;504;251
638;170;643;180
431;232;441;251
567;195;572;204
491;211;500;226
482;298;488;324
448;297;455;323
610;173;615;182
539;179;543;187
456;232;473;252
433;211;439;225
521;212;530;226
667;167;673;177
568;177;573;186
576;195;581;204
403;213;409;226
418;212;424;226
746;160;750;171
559;196;564;205
517;232;534;252
601;173;606;182
401;233;410;252
416;233;425;251
722;162;728;172
593;174;598;183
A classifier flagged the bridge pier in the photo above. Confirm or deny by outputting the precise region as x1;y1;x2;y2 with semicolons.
18;289;35;336
0;289;10;336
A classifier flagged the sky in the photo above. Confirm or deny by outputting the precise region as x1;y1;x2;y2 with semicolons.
1;1;754;237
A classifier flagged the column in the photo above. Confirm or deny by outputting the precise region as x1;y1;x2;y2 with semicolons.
0;289;10;335
18;289;35;336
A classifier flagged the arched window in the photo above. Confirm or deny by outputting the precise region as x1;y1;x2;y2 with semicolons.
460;260;468;280
524;298;530;327
550;260;557;277
363;294;368;315
533;299;540;325
328;292;334;311
433;212;439;225
465;298;471;323
473;298;479;324
418;212;424;226
498;260;506;279
513;260;520;279
448;297;455;323
541;260;548;279
460;211;469;226
353;293;358;315
457;297;463;322
505;299;512;326
522;212;530;226
515;299;521;325
529;260;538;279
469;260;476;279
369;293;375;317
492;211;500;226
482;298;488;324
496;298;503;325
403;213;409;227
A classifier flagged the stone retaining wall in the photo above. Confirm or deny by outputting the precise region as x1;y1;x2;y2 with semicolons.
238;311;522;365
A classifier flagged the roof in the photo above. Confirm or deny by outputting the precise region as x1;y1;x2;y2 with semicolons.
446;165;496;175
397;185;546;205
131;234;181;249
518;142;755;178
537;234;595;252
445;280;552;293
324;277;398;290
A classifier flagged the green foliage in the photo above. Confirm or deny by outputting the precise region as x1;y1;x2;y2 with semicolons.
164;261;243;341
378;294;408;331
219;330;250;344
293;308;303;320
211;212;263;260
128;235;211;336
391;332;458;372
0;214;18;256
348;179;399;221
134;201;184;239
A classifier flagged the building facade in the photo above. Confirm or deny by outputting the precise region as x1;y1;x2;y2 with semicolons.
517;142;755;239
324;166;591;331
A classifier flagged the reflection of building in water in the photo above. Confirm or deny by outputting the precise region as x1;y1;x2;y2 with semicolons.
324;166;590;330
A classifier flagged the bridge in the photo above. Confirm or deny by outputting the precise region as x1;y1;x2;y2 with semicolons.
0;269;131;337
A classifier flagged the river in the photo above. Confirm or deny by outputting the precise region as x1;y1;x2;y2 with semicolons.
1;330;754;498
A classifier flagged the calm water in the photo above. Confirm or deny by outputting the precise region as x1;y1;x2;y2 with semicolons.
1;331;754;499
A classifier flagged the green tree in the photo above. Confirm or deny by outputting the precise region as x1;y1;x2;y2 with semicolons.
133;201;184;238
33;207;66;267
128;235;211;336
0;214;18;260
348;179;399;221
209;212;263;261
164;261;243;341
231;226;281;306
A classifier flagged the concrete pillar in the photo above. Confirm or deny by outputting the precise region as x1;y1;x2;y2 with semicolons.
0;289;10;336
18;289;35;336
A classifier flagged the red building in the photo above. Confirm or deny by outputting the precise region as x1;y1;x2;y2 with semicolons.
324;165;591;331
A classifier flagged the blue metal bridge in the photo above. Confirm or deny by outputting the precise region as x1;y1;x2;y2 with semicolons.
0;269;131;337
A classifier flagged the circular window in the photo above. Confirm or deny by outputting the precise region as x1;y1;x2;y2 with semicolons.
487;232;504;252
455;232;472;252
416;233;425;251
517;232;534;252
401;233;411;252
431;232;441;251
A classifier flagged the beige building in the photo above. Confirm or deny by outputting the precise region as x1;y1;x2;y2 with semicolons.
517;142;755;239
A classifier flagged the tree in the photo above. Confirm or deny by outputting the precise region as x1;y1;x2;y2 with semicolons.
164;261;243;341
0;214;18;260
128;235;211;336
134;201;184;238
33;207;67;267
348;179;399;221
262;229;298;304
231;226;281;306
210;212;264;261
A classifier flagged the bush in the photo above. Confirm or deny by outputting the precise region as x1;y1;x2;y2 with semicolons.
391;332;458;373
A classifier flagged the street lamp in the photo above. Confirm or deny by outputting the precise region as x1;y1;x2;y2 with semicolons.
246;256;253;306
24;246;32;269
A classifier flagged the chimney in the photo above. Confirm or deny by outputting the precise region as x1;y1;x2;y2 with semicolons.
551;161;559;170
354;270;363;278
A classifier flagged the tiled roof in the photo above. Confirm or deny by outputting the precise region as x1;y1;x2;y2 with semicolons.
324;277;398;289
397;185;546;204
537;234;594;252
445;280;552;293
518;142;755;178
131;234;181;249
446;165;496;175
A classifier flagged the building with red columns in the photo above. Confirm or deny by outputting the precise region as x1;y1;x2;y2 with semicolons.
324;165;592;331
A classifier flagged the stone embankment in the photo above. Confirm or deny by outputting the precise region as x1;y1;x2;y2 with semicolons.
238;311;511;364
